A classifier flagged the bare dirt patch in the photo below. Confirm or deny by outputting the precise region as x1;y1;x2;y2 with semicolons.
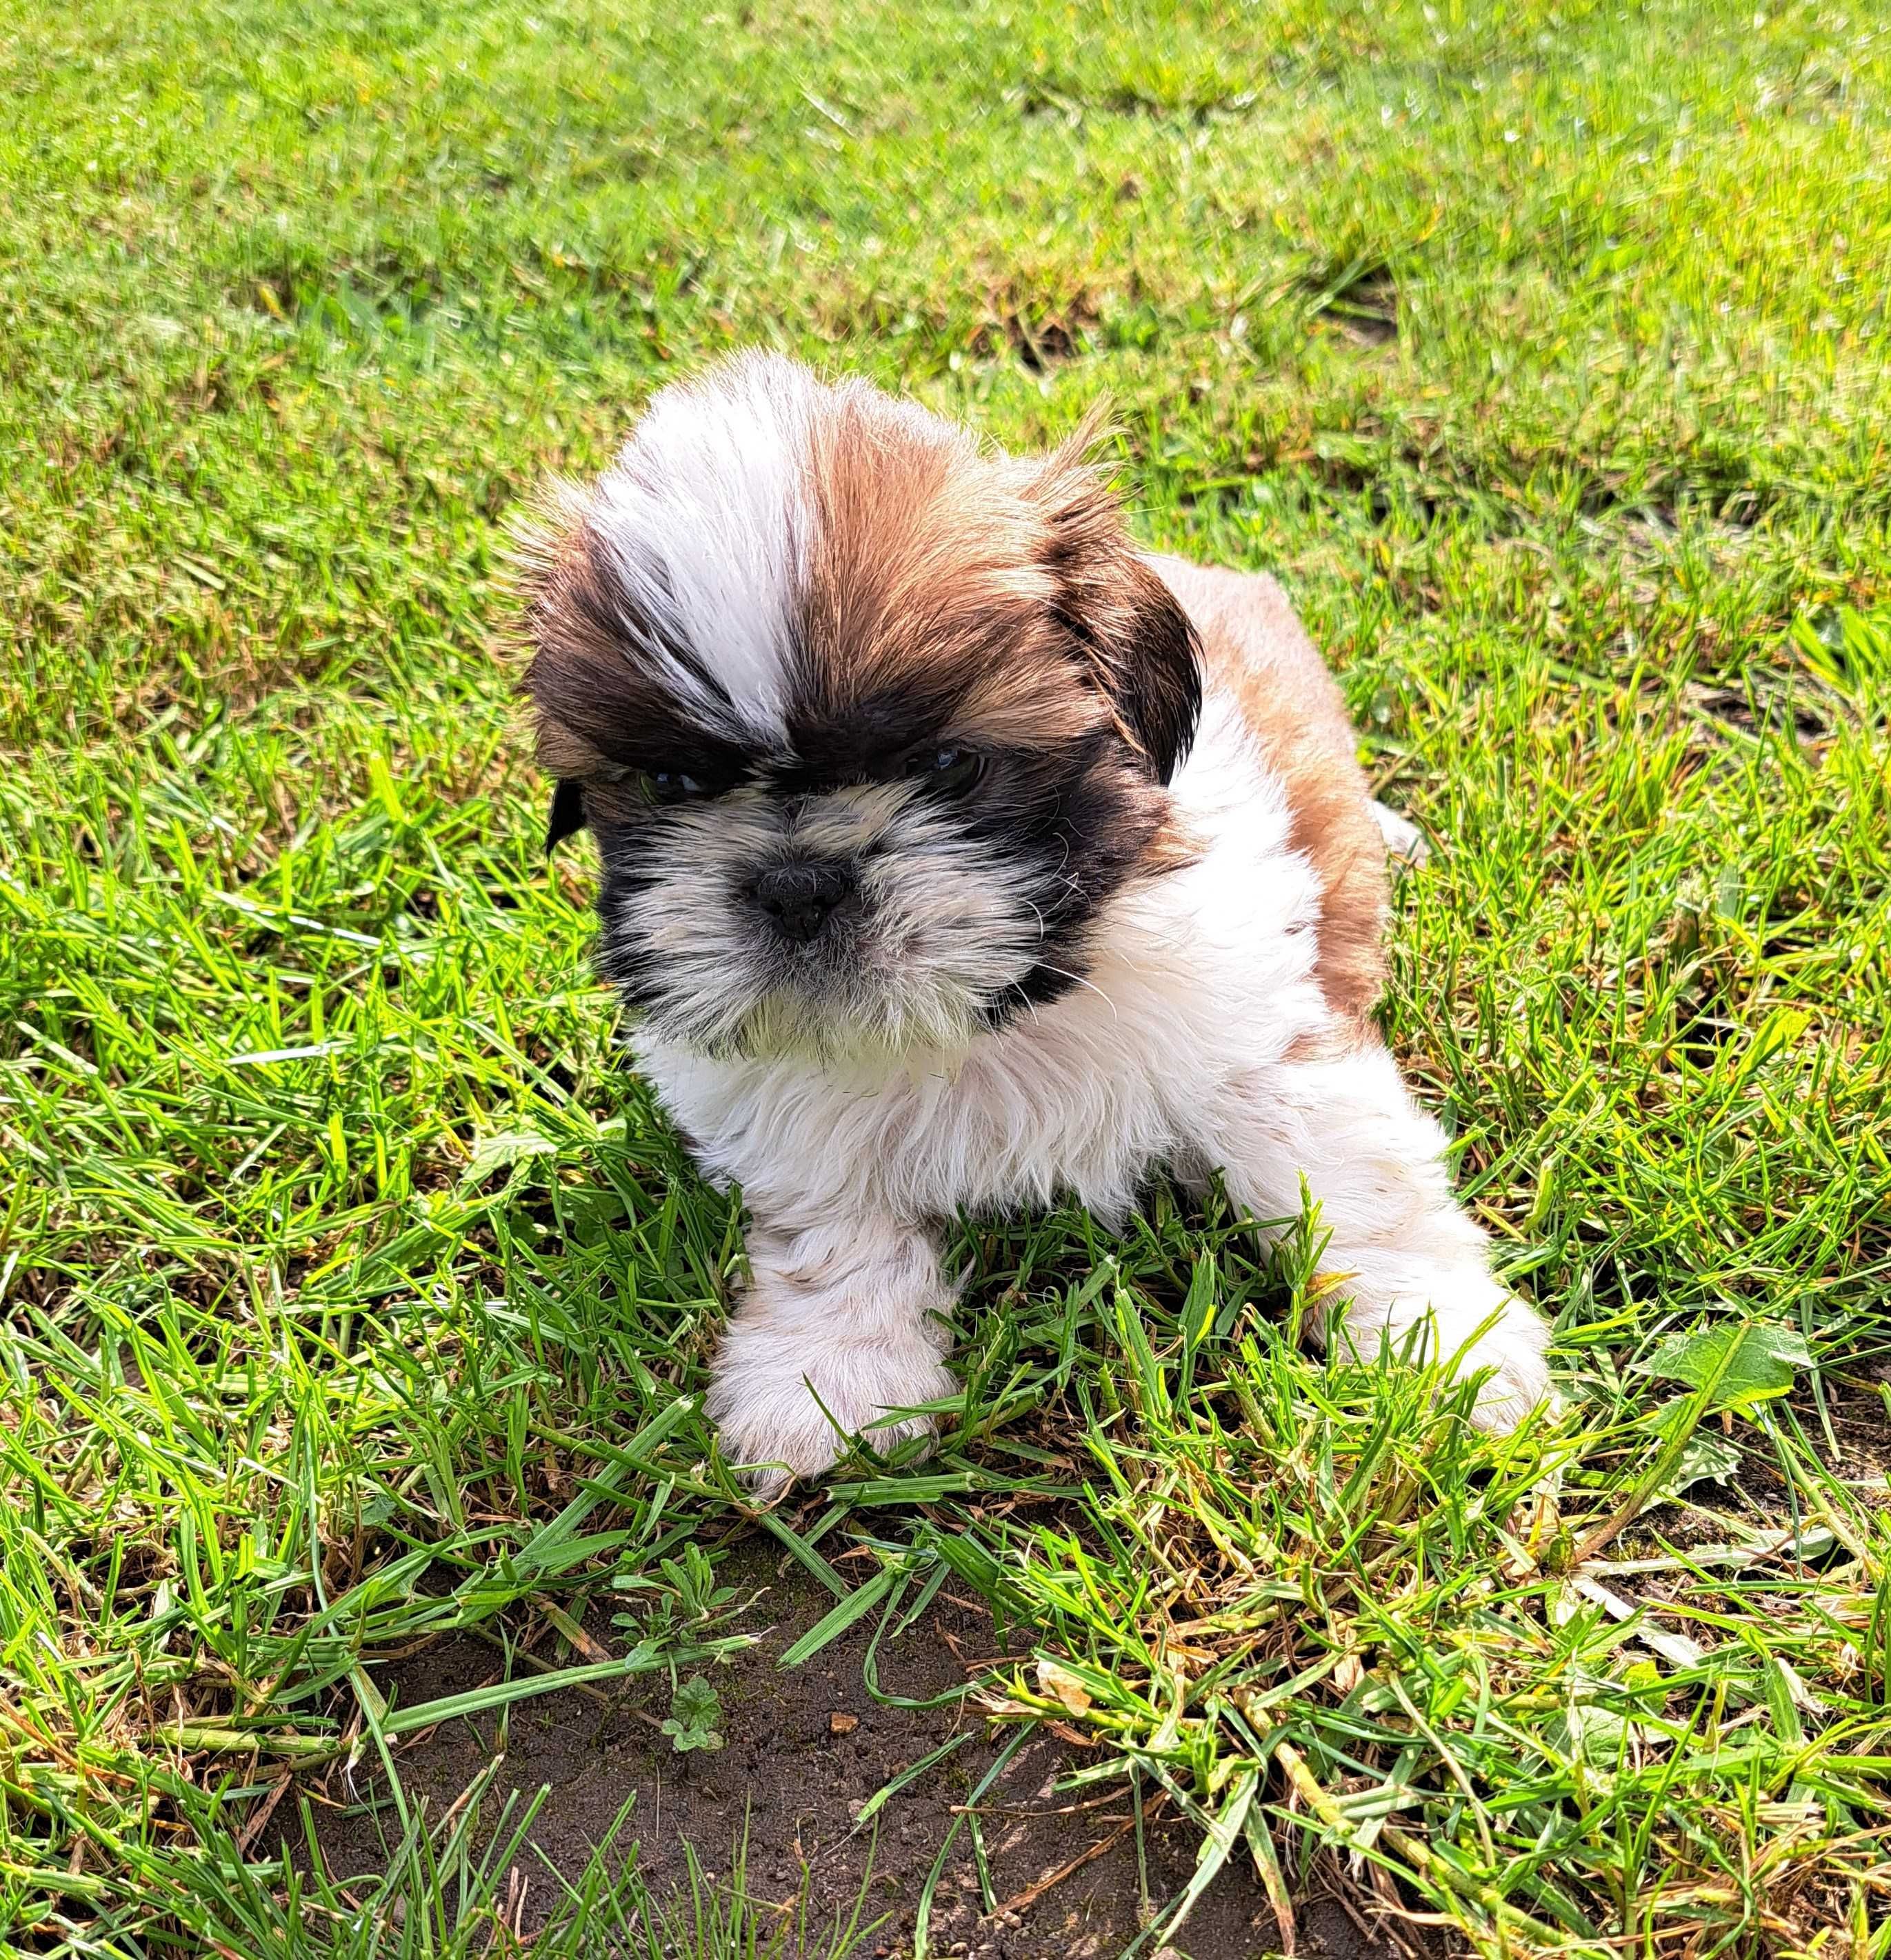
300;1541;1405;1958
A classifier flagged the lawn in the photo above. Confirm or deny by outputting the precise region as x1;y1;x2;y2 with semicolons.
3;0;1890;1954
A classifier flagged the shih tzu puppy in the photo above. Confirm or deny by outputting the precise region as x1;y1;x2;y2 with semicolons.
517;352;1553;1485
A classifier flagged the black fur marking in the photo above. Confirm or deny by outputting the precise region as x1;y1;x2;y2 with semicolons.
1049;589;1203;785
775;688;964;791
664;638;735;711
1115;598;1203;783
581;729;1156;1013
592;854;665;1008
984;960;1084;1024
546;779;587;854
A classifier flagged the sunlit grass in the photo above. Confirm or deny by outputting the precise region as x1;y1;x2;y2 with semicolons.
2;0;1889;1954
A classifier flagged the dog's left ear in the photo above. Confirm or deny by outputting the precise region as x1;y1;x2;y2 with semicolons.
545;778;586;854
1025;425;1202;781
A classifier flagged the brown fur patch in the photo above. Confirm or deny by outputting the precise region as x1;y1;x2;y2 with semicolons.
1157;557;1390;1026
803;389;1051;711
950;663;1111;750
510;488;753;785
511;486;668;772
803;391;1200;780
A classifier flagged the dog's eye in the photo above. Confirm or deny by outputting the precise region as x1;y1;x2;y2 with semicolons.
901;745;984;795
641;770;714;806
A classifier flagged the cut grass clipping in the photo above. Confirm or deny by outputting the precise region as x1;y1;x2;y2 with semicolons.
3;0;1890;1955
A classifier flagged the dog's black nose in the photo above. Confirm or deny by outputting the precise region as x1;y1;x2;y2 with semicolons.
752;861;854;943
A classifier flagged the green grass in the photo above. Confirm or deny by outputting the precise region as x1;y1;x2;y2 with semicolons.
3;0;1890;1952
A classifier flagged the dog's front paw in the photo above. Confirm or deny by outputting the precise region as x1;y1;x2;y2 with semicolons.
1423;1279;1554;1434
706;1318;959;1491
1339;1269;1557;1434
1452;1294;1556;1433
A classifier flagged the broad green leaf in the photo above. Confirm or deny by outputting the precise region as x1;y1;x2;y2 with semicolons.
1634;1320;1811;1410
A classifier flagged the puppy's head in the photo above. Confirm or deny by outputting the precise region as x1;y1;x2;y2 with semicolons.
518;353;1199;1059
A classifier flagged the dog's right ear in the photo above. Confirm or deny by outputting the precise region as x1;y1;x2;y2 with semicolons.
546;779;586;855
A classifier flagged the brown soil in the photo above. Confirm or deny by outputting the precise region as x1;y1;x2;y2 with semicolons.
301;1541;1412;1959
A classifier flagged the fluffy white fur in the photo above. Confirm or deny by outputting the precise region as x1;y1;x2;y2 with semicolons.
641;688;1552;1482
588;355;817;741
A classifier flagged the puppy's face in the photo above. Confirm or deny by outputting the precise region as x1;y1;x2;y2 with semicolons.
519;354;1200;1060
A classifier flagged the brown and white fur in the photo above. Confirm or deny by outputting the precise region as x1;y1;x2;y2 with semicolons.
518;352;1552;1486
